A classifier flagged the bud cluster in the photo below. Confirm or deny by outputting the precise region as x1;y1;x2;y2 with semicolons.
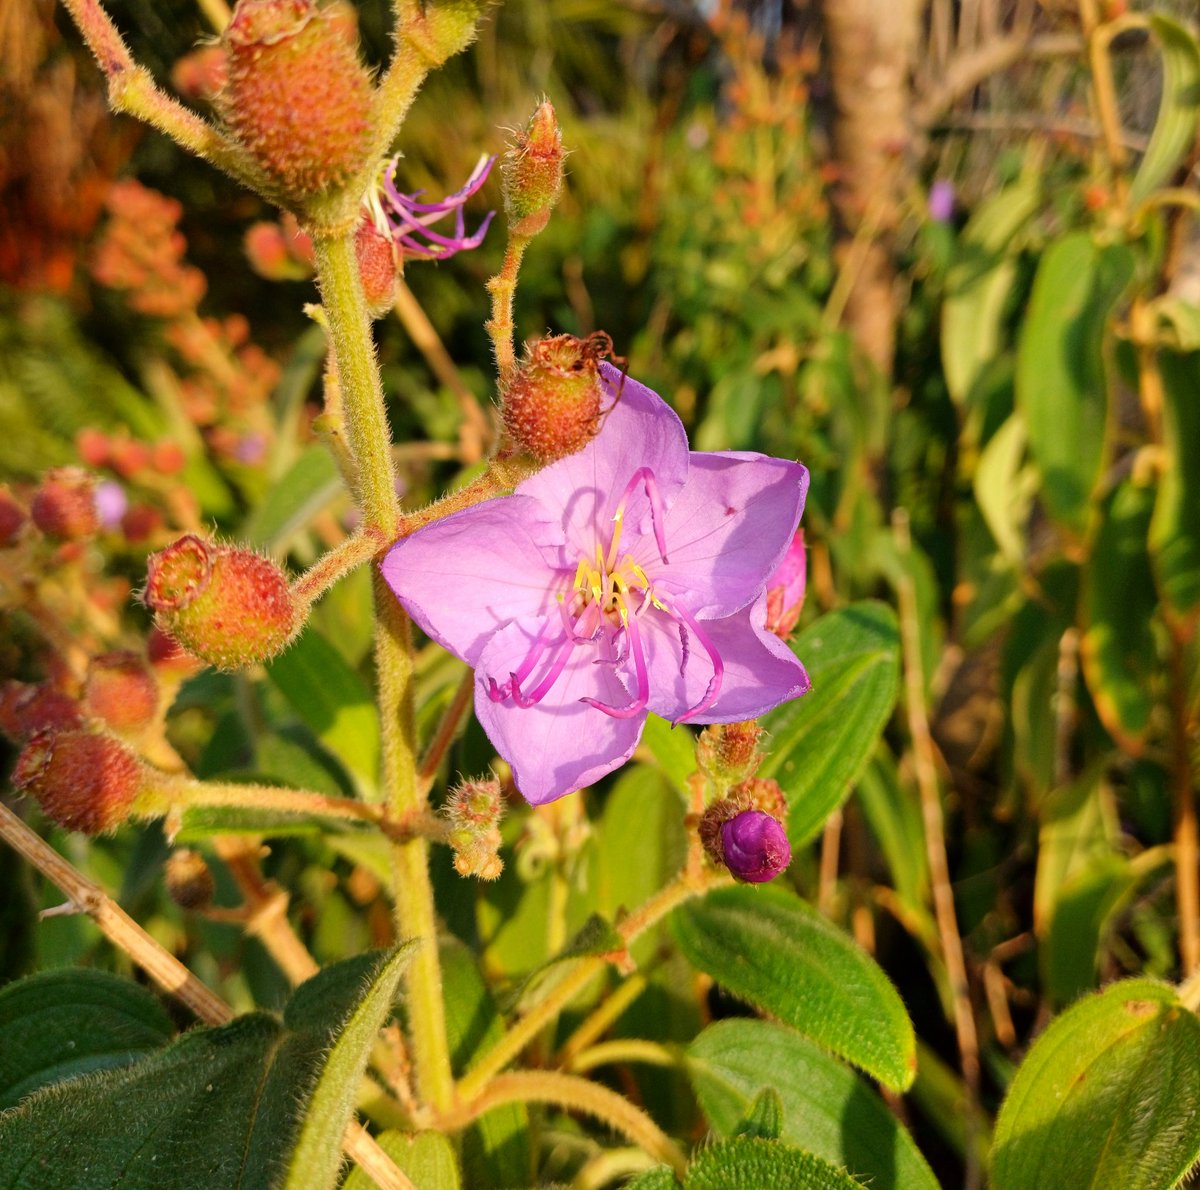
443;777;504;881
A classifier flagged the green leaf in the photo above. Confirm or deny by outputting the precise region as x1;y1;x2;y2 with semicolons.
594;766;688;964
640;713;697;797
1150;351;1200;621
1129;15;1200;207
759;603;900;847
241;446;343;550
344;1131;460;1190
267;628;380;798
974;413;1037;566
0;970;174;1111
0;948;412;1189
672;885;916;1091
282;946;415;1190
1081;479;1159;749
942;181;1040;404
992;979;1200;1190
685;1137;865;1189
1015;233;1135;537
688;1020;937;1189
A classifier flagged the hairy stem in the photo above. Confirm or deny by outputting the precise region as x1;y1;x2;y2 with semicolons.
375;573;455;1113
292;526;387;610
485;238;532;388
312;233;401;538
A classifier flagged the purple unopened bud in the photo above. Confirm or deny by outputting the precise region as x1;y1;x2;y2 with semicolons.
928;179;956;224
763;530;806;639
720;811;791;883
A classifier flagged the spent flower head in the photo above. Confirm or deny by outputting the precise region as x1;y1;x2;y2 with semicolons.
368;154;496;261
383;366;810;804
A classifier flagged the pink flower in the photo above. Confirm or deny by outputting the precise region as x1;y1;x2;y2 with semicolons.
382;366;810;804
763;529;806;639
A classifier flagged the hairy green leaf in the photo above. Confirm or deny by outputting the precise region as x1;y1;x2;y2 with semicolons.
673;885;915;1090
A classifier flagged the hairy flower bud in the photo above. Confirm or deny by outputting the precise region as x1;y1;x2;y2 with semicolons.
443;776;504;880
30;468;98;541
165;848;216;909
13;729;144;834
83;651;159;735
221;0;373;205
763;530;806;639
721;811;791;883
502;100;565;238
502;332;618;463
144;535;300;670
0;486;27;547
699;778;791;882
355;218;397;316
696;720;764;787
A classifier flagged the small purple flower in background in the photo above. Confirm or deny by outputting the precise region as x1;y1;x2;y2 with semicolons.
928;179;956;224
763;529;806;639
368;154;496;261
383;365;810;804
93;480;128;531
721;810;792;883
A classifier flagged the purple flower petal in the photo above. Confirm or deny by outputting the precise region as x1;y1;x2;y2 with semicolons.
381;496;569;665
516;364;691;557
640;594;810;724
652;451;808;618
474;616;644;804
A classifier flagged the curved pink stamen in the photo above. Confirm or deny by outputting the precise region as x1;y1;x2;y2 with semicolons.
559;600;601;644
667;602;724;723
486;613;560;702
581;612;650;719
510;635;578;708
615;467;670;565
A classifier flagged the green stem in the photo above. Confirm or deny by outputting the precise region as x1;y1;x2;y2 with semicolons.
565;1038;679;1075
485;238;532;388
440;1071;688;1176
374;573;455;1113
292;527;386;611
312;233;401;538
152;777;385;827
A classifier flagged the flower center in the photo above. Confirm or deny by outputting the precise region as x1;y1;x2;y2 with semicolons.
486;467;724;724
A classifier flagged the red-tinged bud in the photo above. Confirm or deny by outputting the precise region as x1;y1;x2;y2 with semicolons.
30;467;98;541
763;530;806;639
0;486;27;546
502;332;615;463
150;441;186;476
13;729;144;834
121;503;165;544
165;848;216;909
83;651;159;735
696;720;763;787
221;0;374;206
109;438;152;479
144;535;301;670
170;44;229;104
0;681;83;742
76;427;111;468
502;100;565;239
356;218;397;316
245;221;311;280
